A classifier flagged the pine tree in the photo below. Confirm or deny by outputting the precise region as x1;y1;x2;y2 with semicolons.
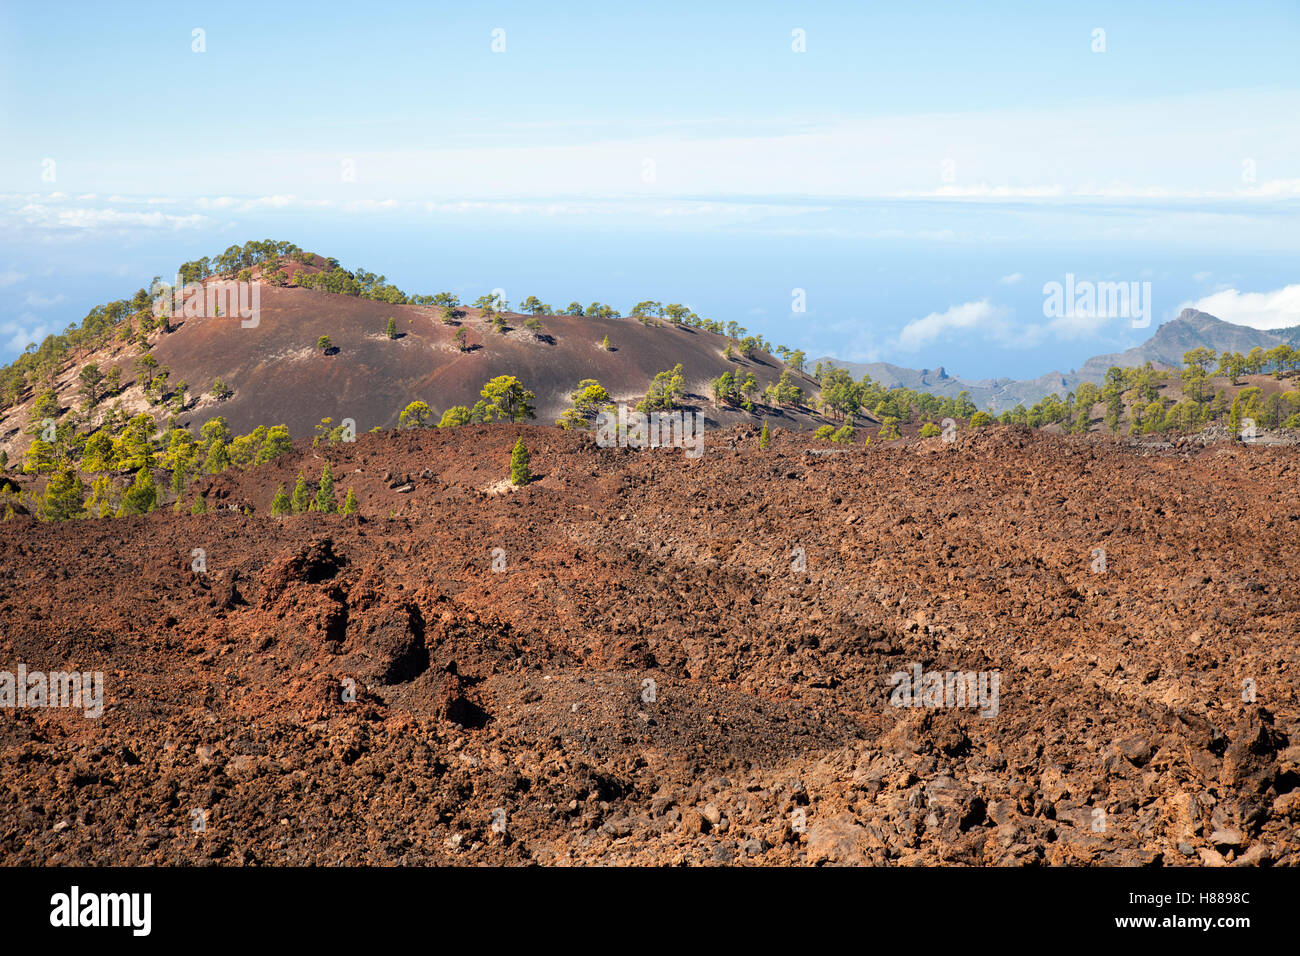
385;316;398;339
191;493;207;515
342;487;359;515
170;458;190;501
1229;395;1244;434
291;471;311;513
204;439;229;474
39;465;86;521
271;484;291;516
510;436;531;486
759;421;771;449
117;466;157;516
315;461;336;513
601;334;611;351
211;377;233;402
85;474;114;517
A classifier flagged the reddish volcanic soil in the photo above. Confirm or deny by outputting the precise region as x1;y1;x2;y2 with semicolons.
1;424;1298;865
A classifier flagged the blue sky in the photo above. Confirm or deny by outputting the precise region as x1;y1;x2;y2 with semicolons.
1;0;1298;377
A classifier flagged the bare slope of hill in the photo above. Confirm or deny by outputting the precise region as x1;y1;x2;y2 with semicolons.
818;308;1300;413
148;286;821;438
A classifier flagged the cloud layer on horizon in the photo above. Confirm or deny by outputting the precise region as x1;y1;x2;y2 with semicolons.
1183;284;1300;331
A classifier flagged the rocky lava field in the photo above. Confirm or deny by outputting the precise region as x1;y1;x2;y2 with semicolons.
2;424;1298;866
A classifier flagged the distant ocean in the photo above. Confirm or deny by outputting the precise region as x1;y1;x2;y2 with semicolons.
3;201;1295;380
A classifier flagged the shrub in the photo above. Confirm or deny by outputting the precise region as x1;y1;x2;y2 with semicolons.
556;379;610;430
271;484;291;516
312;418;351;447
385;317;398;339
759;422;770;449
439;405;472;428
317;335;332;352
969;411;993;428
399;401;433;429
211;378;233;401
919;422;941;438
342;487;359;515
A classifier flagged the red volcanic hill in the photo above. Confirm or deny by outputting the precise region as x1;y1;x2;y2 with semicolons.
155;285;817;439
0;252;827;458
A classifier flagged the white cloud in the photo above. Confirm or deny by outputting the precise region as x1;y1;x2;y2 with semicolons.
8;203;209;230
193;194;294;211
896;300;1019;351
1181;284;1300;330
998;272;1023;285
0;269;25;287
22;291;67;308
0;314;55;353
893;296;1124;353
893;180;1300;201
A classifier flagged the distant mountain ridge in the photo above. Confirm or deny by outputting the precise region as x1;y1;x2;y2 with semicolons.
819;309;1300;412
1080;309;1300;374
